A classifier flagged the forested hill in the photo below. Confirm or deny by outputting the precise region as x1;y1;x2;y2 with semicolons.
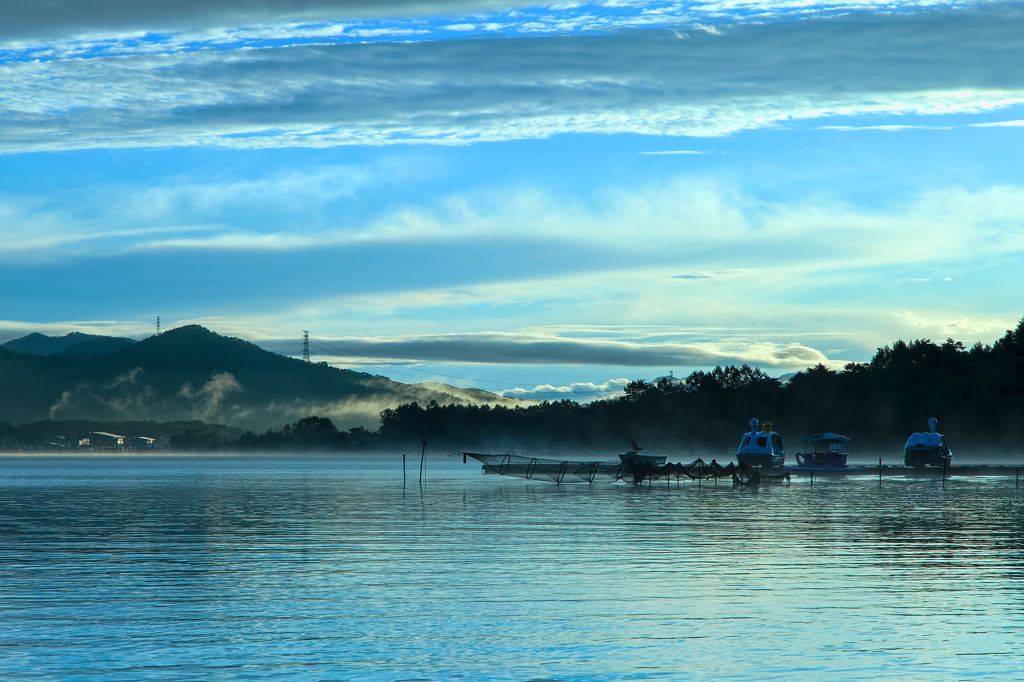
376;319;1024;456
2;331;136;358
0;325;514;431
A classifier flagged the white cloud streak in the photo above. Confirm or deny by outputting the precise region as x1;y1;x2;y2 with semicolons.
500;378;631;400
970;119;1024;127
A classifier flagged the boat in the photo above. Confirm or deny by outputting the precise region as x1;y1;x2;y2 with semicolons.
618;439;667;466
903;417;952;467
736;418;785;468
794;432;851;468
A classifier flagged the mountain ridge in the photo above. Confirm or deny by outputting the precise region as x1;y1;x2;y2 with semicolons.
0;325;517;430
3;331;137;358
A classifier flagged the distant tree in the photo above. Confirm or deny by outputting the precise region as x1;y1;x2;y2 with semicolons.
282;416;339;449
622;379;653;401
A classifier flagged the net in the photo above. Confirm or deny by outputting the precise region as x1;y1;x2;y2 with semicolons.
463;452;626;484
462;452;791;486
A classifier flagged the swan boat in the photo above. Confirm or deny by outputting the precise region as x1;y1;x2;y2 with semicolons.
736;418;785;468
904;417;952;468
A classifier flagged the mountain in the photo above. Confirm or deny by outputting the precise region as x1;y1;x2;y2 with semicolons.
0;325;517;431
3;332;136;358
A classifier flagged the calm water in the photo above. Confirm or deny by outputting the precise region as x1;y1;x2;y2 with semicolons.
3;454;1024;681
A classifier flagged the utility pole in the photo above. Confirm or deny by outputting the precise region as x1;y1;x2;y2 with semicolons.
301;330;310;363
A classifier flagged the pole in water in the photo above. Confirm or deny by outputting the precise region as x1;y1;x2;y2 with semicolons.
403;453;406;486
419;440;426;484
879;457;882;486
942;457;948;488
810;470;813;487
1017;468;1019;489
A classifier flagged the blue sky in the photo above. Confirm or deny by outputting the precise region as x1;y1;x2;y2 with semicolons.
2;0;1023;401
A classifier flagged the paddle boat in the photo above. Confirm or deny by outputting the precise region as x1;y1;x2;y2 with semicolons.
736;418;785;468
903;417;952;468
794;432;851;469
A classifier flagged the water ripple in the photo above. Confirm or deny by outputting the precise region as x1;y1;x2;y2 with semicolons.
2;455;1024;680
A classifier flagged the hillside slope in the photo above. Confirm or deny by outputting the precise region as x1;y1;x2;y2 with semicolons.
0;325;516;430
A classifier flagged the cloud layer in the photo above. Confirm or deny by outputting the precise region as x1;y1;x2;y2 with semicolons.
2;5;1023;152
304;331;832;368
0;0;539;44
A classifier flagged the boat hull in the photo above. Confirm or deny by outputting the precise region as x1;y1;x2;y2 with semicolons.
795;451;848;468
737;452;785;468
618;452;667;466
903;446;951;468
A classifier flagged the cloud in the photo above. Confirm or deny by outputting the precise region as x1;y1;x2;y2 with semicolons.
2;5;1024;152
499;378;630;401
0;158;419;262
116;161;409;221
0;319;150;345
299;331;833;368
178;371;244;421
0;1;541;44
639;150;710;155
671;271;735;280
49;368;157;420
892;311;1012;338
819;124;955;131
970;119;1024;127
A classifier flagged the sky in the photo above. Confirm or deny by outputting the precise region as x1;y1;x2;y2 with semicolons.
2;0;1023;402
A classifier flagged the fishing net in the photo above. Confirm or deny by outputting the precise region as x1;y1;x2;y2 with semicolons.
462;452;626;483
462;452;790;486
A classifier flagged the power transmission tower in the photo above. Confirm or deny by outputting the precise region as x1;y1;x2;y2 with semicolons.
301;330;310;363
156;316;161;335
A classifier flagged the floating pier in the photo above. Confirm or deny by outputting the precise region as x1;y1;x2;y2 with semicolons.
460;449;1024;487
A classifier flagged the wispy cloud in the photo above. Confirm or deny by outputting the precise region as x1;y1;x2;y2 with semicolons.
639;150;710;155
970;119;1024;127
891;312;1013;339
500;378;631;400
819;124;955;131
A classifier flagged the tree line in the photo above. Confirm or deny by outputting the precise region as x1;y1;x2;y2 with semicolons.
370;318;1024;456
8;319;1024;457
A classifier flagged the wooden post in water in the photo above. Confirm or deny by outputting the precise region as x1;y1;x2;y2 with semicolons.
403;453;406;486
879;458;882;487
942;457;948;488
419;440;426;484
1016;468;1019;489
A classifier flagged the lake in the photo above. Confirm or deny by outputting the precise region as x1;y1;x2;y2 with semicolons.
2;453;1024;680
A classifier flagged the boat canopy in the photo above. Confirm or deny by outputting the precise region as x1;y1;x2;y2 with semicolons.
905;432;944;449
904;418;947;451
802;432;851;443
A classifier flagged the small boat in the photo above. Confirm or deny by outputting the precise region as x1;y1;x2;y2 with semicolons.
904;417;952;467
736;418;785;468
794;432;851;468
618;439;667;466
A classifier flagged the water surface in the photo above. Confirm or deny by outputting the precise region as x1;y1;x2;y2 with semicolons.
2;454;1024;680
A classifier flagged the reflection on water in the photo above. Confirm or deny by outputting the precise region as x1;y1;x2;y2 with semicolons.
2;455;1024;681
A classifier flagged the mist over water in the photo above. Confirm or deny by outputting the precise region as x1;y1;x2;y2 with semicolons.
3;454;1024;680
